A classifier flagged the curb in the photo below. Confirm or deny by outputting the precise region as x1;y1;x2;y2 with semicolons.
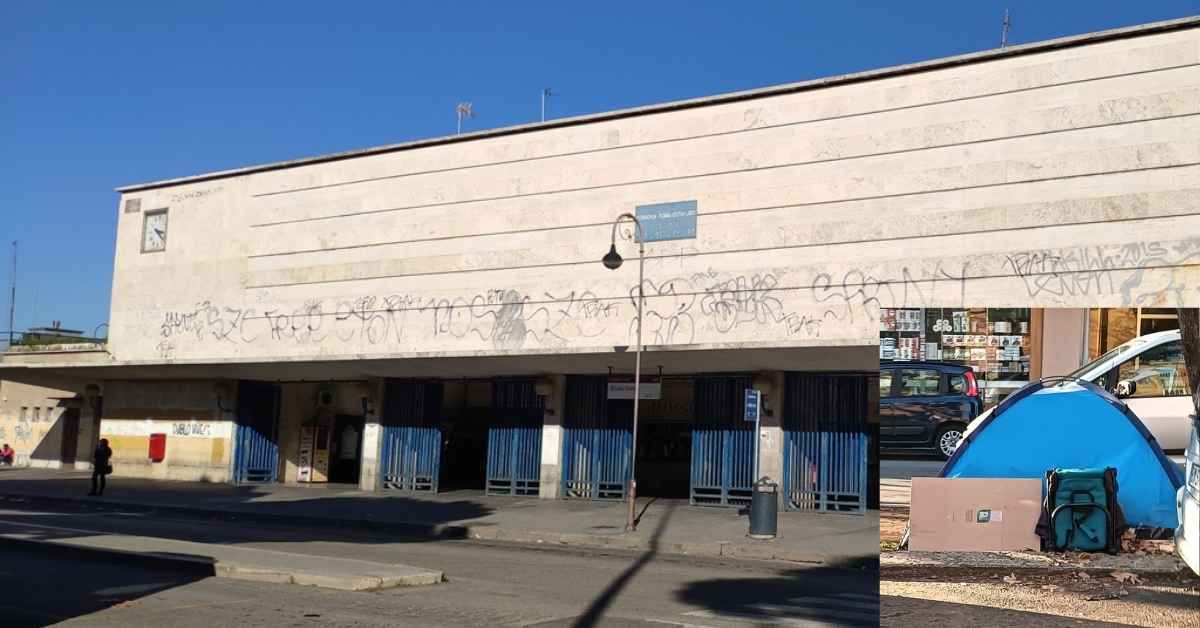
0;492;859;567
0;493;470;540
0;533;217;576
0;534;444;591
465;524;854;566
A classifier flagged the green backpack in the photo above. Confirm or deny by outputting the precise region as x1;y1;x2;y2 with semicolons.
1036;467;1126;553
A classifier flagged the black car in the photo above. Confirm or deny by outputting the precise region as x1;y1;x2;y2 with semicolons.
880;360;983;459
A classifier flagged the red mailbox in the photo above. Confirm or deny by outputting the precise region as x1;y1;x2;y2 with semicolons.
148;433;167;462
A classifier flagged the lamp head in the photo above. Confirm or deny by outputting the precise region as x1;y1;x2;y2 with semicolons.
602;244;623;270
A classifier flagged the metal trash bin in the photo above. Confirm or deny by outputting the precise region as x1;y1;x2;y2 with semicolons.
748;477;778;539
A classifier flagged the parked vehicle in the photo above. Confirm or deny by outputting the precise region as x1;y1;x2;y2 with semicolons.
1177;413;1199;576
960;330;1193;456
1065;329;1192;452
880;360;983;459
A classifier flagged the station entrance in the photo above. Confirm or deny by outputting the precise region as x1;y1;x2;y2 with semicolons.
380;378;543;496
561;374;754;506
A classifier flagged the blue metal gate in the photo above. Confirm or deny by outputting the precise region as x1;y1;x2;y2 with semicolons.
379;380;443;492
561;376;630;500
234;381;280;484
783;373;870;514
690;376;754;506
486;380;543;496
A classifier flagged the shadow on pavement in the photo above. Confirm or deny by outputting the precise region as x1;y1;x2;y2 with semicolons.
0;539;215;628
0;471;497;625
0;471;495;544
675;558;880;626
572;501;676;628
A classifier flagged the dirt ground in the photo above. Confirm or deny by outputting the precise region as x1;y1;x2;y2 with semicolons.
880;505;1200;626
882;568;1200;627
880;506;907;550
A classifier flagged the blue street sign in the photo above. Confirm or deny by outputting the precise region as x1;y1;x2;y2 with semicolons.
635;200;697;242
744;389;761;423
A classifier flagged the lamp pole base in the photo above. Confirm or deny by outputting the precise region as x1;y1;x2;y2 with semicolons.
626;479;638;531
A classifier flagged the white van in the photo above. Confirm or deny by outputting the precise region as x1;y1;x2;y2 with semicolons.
1065;329;1192;452
1177;414;1199;576
962;330;1192;452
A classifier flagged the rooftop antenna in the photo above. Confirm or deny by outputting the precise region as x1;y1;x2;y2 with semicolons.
7;240;15;347
541;88;553;122
456;101;474;134
1001;9;1012;48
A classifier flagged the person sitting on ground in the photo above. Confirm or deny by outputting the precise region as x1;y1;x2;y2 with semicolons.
0;443;13;466
89;439;113;496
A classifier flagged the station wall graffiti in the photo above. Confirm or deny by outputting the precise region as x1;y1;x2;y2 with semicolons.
145;236;1199;359
151;269;826;358
807;237;1200;324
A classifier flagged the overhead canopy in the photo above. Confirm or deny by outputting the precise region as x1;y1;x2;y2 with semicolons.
941;378;1185;531
0;344;876;389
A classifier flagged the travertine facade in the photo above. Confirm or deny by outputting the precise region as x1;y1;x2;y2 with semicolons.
108;20;1200;366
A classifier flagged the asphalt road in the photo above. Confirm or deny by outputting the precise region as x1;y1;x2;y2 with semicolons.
0;504;879;627
881;455;1188;508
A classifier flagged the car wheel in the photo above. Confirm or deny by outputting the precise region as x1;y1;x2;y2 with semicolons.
936;425;965;460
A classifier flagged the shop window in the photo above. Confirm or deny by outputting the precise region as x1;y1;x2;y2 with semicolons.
899;369;941;397
1116;340;1191;398
1139;312;1179;336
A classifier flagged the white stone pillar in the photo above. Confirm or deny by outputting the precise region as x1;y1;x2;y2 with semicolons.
74;395;101;472
538;375;567;499
359;379;384;491
217;380;238;483
756;371;786;489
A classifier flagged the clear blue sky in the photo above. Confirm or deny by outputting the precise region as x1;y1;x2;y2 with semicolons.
1;1;1196;337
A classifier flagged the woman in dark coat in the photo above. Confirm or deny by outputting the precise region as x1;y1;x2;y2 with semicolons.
89;438;113;496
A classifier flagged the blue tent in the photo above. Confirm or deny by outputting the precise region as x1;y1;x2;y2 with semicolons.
941;378;1184;531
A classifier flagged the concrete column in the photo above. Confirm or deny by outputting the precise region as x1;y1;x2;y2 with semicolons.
218;380;238;483
74;393;101;472
538;374;567;499
276;385;303;485
359;379;384;491
1039;308;1090;377
756;371;786;488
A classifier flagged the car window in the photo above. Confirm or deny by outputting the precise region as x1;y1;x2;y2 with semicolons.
1068;339;1140;379
947;373;966;394
1116;340;1191;398
899;369;941;397
880;369;894;397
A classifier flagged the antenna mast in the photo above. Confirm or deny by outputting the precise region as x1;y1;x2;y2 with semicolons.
541;88;553;122
8;241;16;347
1001;9;1012;48
456;101;474;134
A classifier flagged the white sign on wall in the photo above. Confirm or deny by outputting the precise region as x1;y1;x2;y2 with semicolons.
606;382;662;400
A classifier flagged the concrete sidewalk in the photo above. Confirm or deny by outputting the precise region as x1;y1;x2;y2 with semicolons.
0;468;879;566
0;514;443;590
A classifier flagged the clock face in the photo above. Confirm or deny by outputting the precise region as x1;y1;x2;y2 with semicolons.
142;210;168;252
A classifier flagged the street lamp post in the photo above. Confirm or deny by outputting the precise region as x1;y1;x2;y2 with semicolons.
602;213;644;532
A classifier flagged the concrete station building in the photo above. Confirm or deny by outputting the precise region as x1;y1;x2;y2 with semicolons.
2;17;1198;514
